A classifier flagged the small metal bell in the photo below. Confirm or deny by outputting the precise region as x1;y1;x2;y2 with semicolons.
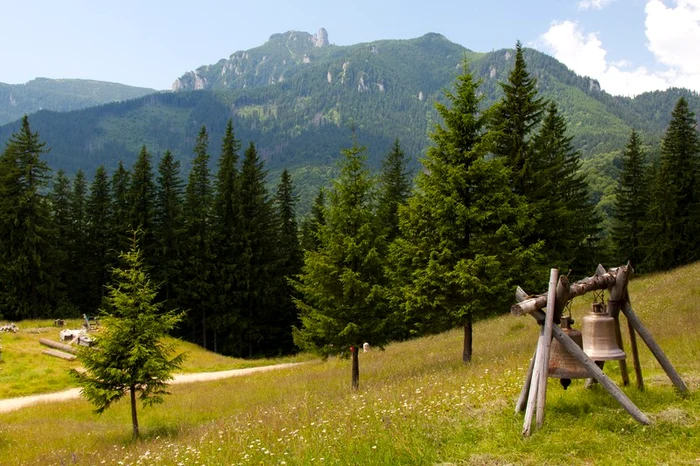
548;317;589;384
582;302;626;361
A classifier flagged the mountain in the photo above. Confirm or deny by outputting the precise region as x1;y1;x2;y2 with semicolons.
0;30;698;214
0;78;156;125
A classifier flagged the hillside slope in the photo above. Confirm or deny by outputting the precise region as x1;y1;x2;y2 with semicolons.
1;261;698;464
0;78;156;125
0;31;698;214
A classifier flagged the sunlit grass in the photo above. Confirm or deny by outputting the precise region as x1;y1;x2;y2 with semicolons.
0;319;310;399
1;263;699;465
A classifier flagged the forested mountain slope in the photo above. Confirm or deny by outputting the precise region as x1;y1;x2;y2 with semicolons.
0;30;698;212
0;78;156;125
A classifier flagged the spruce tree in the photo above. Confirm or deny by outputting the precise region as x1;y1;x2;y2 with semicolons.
659;97;700;266
376;138;411;242
293;140;389;389
641;160;675;271
85;166;112;309
211;120;241;352
0;116;57;319
232;142;281;357
72;232;185;440
67;170;91;313
110;162;132;265
181;127;214;348
49;170;72;310
128;146;156;264
531;102;600;275
389;62;537;363
611;130;648;267
489;41;546;196
273;169;303;354
153;151;185;308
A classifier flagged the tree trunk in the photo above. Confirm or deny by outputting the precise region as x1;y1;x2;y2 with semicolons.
463;316;473;363
351;345;360;390
130;385;139;440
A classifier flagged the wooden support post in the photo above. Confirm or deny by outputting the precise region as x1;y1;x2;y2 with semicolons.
536;268;559;428
523;328;545;436
612;309;630;386
515;347;537;414
627;315;644;390
606;263;631;386
514;284;536;415
621;302;687;394
545;314;651;425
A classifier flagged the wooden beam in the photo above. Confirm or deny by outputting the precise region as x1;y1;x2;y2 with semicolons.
42;349;76;361
523;328;545;436
628;316;644;390
512;269;618;316
621;302;687;394
536;268;559;428
39;338;77;354
514;284;535;415
515;347;537;414
515;286;529;303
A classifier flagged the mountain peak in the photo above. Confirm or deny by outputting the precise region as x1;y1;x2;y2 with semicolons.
313;28;329;47
266;28;329;48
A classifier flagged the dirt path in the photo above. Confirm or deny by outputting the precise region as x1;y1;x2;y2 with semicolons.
0;362;305;414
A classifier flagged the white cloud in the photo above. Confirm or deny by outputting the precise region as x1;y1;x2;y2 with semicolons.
578;0;615;10
645;0;700;74
539;2;700;96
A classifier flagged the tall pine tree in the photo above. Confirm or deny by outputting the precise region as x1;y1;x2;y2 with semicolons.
231;142;281;357
0;116;57;319
389;62;537;363
376;138;411;243
85;166;112;309
50;170;72;311
611;130;648;268
211;120;241;352
67;169;91;313
658;97;700;266
273;169;303;354
110;162;132;265
128;146;157;265
181;127;214;348
153;150;185;308
489;41;545;196
531;102;600;275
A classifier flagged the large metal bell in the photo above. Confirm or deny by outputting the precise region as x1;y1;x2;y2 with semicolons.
548;317;589;381
582;302;626;361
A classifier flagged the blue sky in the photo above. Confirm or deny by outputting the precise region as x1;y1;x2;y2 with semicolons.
1;0;697;96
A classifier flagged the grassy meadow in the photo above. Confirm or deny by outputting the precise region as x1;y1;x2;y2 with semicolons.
1;263;699;465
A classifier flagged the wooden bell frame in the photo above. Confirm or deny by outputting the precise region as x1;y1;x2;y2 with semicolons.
512;263;688;436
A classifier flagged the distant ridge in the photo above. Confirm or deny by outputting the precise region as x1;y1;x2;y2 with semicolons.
0;30;698;215
0;78;156;125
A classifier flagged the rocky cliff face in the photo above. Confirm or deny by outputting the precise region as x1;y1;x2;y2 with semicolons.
172;28;331;92
313;28;329;47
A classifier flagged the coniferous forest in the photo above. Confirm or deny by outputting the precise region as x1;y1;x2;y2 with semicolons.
0;44;698;362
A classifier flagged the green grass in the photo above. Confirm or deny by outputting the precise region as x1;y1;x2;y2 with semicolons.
0;320;310;399
1;263;700;465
